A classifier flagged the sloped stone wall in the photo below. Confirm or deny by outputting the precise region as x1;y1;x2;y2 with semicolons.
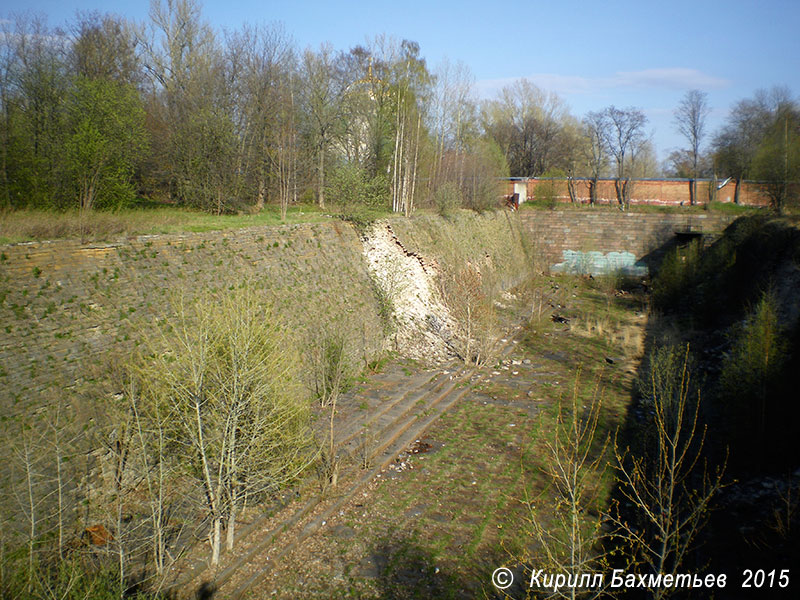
0;221;385;416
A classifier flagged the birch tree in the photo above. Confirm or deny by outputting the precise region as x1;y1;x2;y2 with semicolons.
388;40;430;216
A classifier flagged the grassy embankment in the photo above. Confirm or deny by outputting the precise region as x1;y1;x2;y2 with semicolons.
0;197;767;246
0;204;339;244
519;197;761;215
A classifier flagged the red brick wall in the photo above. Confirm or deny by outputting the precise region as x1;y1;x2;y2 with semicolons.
504;178;774;207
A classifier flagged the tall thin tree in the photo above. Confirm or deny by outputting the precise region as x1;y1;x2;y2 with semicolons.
674;90;710;205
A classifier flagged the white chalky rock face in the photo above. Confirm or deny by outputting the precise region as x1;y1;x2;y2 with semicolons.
362;222;457;362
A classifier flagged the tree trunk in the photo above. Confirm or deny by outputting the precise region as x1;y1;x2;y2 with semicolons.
734;177;741;205
614;178;624;209
708;173;717;204
567;172;577;204
318;146;325;209
407;113;421;218
255;181;265;212
226;510;236;551
210;517;221;566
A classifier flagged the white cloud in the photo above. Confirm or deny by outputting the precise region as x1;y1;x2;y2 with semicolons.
476;68;730;99
614;68;729;90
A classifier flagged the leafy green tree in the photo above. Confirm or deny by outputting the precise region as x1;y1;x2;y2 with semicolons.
325;161;388;208
65;77;147;210
720;291;789;450
750;104;800;212
712;87;793;205
458;137;507;212
0;15;70;209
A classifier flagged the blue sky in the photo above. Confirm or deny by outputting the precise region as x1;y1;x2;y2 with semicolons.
3;0;799;162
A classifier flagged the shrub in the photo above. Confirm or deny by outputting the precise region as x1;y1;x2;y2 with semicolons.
309;329;354;407
442;263;499;365
637;344;697;432
719;290;788;456
534;180;559;209
326;163;389;209
433;182;461;217
651;239;703;309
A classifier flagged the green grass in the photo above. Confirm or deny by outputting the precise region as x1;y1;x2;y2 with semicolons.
0;204;334;244
519;198;761;214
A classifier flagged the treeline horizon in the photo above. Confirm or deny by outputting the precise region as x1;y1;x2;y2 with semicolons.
1;0;798;215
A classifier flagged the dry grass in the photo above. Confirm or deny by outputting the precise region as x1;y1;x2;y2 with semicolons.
568;310;646;359
0;205;333;244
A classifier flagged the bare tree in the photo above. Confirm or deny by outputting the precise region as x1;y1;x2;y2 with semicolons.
525;371;611;600
443;263;498;365
482;78;571;177
125;375;180;581
300;44;347;209
71;12;141;85
430;58;476;193
226;24;298;216
674;90;710;205
582;111;610;205
605;106;647;210
750;93;800;212
711;88;786;204
611;346;725;599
